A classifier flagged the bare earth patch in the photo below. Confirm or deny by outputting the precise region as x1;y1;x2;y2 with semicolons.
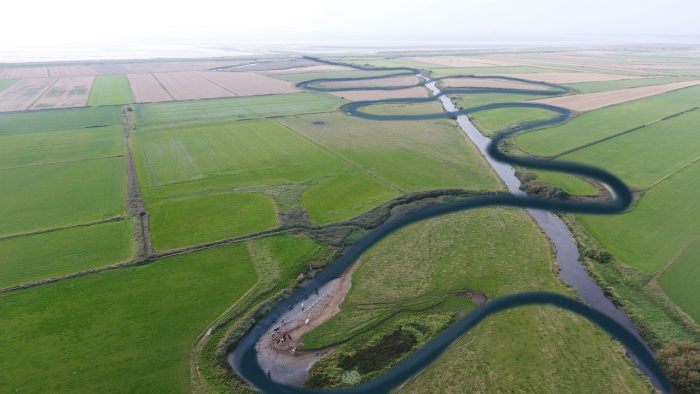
266;65;353;74
31;76;95;110
331;86;430;101
532;80;700;112
127;73;173;103
321;75;420;89
47;65;98;77
92;60;250;75
441;77;551;90
0;67;49;79
197;71;299;96
0;78;55;112
498;72;645;84
411;56;518;68
152;72;231;100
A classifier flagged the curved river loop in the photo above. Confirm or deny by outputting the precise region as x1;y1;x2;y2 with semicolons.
230;57;671;393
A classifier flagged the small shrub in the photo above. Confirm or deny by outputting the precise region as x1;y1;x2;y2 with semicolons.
658;341;700;393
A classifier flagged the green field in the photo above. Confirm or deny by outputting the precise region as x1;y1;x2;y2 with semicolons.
468;106;560;136
578;161;700;274
0;157;126;236
0;106;122;134
566;76;688;93
0;125;123;169
149;192;278;250
134;92;344;127
453;91;553;110
0;219;133;289
431;66;556;76
279;113;501;192
515;85;700;156
0;242;257;393
0;79;16;91
88;75;134;106
361;101;444;116
303;208;649;391
659;237;700;322
532;169;598;195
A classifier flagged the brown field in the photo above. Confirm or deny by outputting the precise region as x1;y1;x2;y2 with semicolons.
0;67;49;79
152;72;231;100
127;73;173;103
411;56;518;68
197;71;299;96
265;65;353;74
219;59;319;72
498;72;644;84
441;77;550;90
31;76;95;110
47;65;98;77
532;80;700;112
330;86;430;101
0;78;55;112
320;75;420;89
91;60;250;75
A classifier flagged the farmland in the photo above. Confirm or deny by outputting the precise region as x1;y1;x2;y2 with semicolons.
303;208;648;391
88;75;134;106
0;106;122;134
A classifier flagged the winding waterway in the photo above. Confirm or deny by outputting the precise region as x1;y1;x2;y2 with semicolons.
229;58;670;393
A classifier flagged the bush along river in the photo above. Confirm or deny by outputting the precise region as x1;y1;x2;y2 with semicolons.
229;57;671;393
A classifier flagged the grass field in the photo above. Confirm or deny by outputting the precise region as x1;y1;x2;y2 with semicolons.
659;237;700;323
279;113;501;192
431;66;556;76
566;76;688;93
361;101;444;116
149;192;278;250
531;169;598;195
0;219;133;289
0;242;257;393
303;208;649;391
468;106;560;136
0;79;16;91
0;157;126;236
134;92;344;127
0;125;123;169
88;75;134;106
453;92;554;110
515;85;700;156
0;106;122;134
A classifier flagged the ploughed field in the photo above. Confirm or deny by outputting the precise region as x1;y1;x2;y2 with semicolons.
4;50;698;393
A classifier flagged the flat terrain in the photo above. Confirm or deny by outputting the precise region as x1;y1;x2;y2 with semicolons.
330;87;430;101
0;106;122;134
88;75;134;106
30;76;94;110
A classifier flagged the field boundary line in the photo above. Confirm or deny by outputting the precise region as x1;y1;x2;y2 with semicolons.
195;71;239;96
23;78;58;111
0;216;126;242
274;120;407;194
652;235;700;281
150;73;175;100
642;153;700;193
550;106;699;159
0;154;124;171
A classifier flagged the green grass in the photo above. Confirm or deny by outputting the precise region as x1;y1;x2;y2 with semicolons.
134;92;344;127
578;161;700;273
303;208;649;391
0;157;126;236
0;106;122;135
0;125;123;169
149;192;278;250
515;85;700;156
565;76;688;93
468;106;560;136
279;113;501;192
453;92;553;110
0;79;16;91
302;171;401;223
659;238;700;323
0;242;257;393
342;58;442;69
560;109;700;188
0;219;133;289
361;101;444;116
88;75;134;106
431;66;557;76
532;169;598;195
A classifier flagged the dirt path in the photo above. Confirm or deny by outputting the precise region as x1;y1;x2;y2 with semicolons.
255;264;356;386
122;105;153;259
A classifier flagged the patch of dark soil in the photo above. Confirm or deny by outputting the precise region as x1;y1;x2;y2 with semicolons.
456;290;489;305
338;330;417;374
279;210;312;228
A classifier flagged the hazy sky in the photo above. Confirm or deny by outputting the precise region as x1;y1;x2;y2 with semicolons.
2;0;700;52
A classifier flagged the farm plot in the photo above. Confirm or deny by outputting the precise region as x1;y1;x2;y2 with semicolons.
47;65;97;77
660;237;700;323
88;75;134;106
500;72;644;84
127;73;173;102
566;76;688;93
279;113;501;192
134;92;344;127
431;66;555;76
303;208;648;392
0;78;54;112
0;106;122;134
468;106;561;137
0;125;123;169
532;80;700;112
0;157;126;237
0;219;133;289
410;56;518;67
266;64;353;74
515;84;700;156
91;59;251;75
197;71;299;96
0;242;258;393
0;66;49;79
149;192;278;251
330;86;430;101
319;75;420;89
0;80;16;91
440;77;551;90
153;72;232;100
30;76;95;110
